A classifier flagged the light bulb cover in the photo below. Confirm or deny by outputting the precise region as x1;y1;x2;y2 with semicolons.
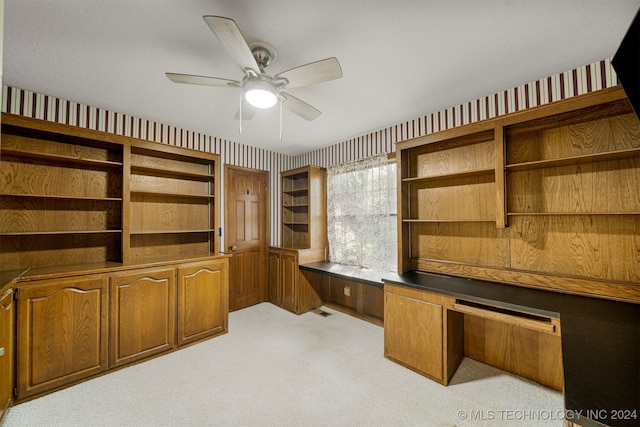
244;80;278;109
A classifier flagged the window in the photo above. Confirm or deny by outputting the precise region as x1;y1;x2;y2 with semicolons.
327;154;397;273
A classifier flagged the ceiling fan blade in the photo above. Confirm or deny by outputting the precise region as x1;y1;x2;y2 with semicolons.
275;57;343;89
281;92;322;121
166;73;240;87
203;15;260;75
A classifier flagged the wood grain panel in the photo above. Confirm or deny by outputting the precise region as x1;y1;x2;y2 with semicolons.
507;112;640;164
129;233;210;260
329;277;359;310
411;175;495;221
412;258;640;303
130;174;209;195
464;315;563;390
2;133;121;162
280;251;298;312
363;286;384;320
384;292;444;382
177;260;228;346
131;152;210;175
0;289;14;418
130;197;209;232
17;276;108;398
109;268;176;367
409;134;494;177
0;197;121;233
0;157;121;199
509;215;640;283
412;222;510;268
1;233;121;270
507;158;640;213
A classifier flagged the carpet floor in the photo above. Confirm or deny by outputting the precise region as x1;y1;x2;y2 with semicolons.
1;302;563;426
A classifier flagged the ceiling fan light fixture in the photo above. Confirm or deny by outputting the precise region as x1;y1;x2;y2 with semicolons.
244;80;278;109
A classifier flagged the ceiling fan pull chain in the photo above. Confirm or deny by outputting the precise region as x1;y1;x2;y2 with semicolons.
239;92;243;134
279;96;283;141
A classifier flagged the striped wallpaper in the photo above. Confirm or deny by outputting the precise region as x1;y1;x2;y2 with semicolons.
2;58;618;247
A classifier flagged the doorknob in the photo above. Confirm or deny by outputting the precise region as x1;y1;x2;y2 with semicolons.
229;245;237;252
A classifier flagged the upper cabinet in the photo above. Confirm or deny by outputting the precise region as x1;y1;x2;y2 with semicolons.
280;166;326;250
0;114;220;271
397;86;640;303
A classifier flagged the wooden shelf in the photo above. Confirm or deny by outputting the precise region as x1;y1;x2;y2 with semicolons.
507;212;640;216
403;219;496;223
0;230;122;236
506;147;640;172
131;165;214;181
282;222;309;226
1;148;123;168
282;188;309;195
130;229;215;235
283;204;309;208
0;193;122;202
403;168;495;183
130;190;214;200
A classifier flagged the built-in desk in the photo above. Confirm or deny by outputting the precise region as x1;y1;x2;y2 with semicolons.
383;271;639;427
300;262;384;324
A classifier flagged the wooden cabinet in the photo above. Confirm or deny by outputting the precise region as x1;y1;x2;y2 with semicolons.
0;288;14;419
129;141;218;262
269;165;327;314
0;117;124;270
16;276;109;399
0;113;221;271
268;247;323;314
177;260;228;346
109;267;176;367
281;166;326;249
397;86;640;302
384;284;462;385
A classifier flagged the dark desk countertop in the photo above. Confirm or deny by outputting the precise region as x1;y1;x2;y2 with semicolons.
383;271;640;427
300;261;384;289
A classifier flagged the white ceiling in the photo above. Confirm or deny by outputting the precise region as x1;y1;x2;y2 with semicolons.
4;0;639;155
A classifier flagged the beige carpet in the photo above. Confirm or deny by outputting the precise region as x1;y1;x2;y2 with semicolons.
1;303;563;426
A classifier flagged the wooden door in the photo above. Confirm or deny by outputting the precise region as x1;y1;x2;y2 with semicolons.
109;268;176;368
0;288;14;416
16;276;109;399
225;166;269;311
177;259;229;346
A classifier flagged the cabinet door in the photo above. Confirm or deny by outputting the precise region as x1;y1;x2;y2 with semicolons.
384;292;444;382
109;268;176;368
0;289;14;417
177;259;228;346
281;252;299;312
268;250;281;305
16;276;108;399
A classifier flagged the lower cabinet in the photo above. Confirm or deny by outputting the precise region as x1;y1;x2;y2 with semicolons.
384;290;445;382
109;267;176;368
384;284;464;386
12;256;229;401
177;260;228;346
269;248;299;312
0;288;15;418
16;276;109;399
268;247;323;314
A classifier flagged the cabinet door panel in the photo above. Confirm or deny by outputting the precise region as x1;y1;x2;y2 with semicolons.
110;268;176;367
281;252;298;312
0;289;14;417
177;260;228;346
268;250;281;305
384;292;443;382
17;276;108;398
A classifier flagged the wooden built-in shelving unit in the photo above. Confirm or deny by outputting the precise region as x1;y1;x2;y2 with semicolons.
397;86;640;303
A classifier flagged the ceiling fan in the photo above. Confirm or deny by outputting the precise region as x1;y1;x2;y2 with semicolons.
166;15;343;125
